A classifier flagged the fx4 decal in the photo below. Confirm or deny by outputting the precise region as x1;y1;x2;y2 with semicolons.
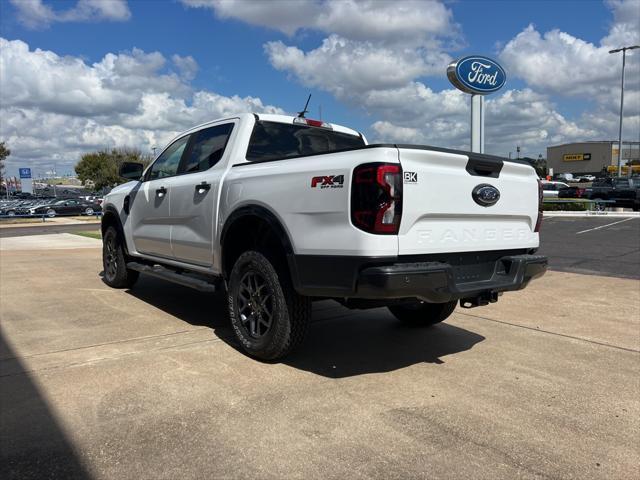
311;175;344;189
404;171;418;183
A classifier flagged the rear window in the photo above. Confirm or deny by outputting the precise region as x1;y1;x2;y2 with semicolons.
246;120;365;162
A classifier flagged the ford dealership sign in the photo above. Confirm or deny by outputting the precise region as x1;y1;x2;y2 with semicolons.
447;56;506;95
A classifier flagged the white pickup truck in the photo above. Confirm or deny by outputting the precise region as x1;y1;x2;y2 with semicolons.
101;113;547;360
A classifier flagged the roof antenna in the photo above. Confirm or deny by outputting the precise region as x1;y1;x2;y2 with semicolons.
297;94;311;118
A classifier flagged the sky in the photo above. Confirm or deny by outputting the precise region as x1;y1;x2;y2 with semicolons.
0;0;639;177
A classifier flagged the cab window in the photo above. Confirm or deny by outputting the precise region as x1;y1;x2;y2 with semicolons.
180;123;234;174
147;135;190;180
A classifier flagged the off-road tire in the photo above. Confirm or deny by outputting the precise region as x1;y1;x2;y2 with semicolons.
102;226;139;289
388;300;457;326
228;250;311;360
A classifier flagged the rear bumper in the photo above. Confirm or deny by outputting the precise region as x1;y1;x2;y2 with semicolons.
357;254;547;303
289;250;547;302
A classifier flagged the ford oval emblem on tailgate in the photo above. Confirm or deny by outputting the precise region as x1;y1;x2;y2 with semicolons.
472;184;500;207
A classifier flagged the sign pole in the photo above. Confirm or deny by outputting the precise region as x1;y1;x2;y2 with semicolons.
471;94;484;153
448;55;504;156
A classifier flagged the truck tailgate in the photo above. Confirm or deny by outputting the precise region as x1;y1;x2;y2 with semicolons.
398;147;539;255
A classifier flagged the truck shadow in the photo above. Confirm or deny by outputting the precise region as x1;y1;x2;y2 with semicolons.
284;302;485;378
0;331;90;480
126;277;485;378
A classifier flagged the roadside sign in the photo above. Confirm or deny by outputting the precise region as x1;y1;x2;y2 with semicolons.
19;167;33;194
563;154;591;162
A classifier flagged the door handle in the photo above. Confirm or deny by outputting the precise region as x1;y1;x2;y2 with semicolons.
156;186;167;197
195;182;211;193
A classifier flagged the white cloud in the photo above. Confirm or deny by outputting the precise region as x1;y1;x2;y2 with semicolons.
180;0;459;44
172;54;199;81
500;24;639;101
266;36;451;98
499;0;639;117
603;0;640;47
9;0;131;28
368;87;597;157
496;0;639;154
0;38;283;175
257;0;638;156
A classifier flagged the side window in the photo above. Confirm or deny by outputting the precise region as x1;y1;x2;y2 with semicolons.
148;135;190;180
180;123;234;174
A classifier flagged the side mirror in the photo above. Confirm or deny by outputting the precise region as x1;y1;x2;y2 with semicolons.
119;162;144;181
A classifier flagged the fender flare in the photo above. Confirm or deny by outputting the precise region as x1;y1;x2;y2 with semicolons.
101;205;130;255
220;205;296;278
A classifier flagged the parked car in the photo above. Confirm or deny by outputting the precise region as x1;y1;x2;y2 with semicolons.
553;173;575;182
0;202;20;216
31;198;102;217
14;198;58;216
541;181;570;198
101;112;547;360
584;177;640;210
576;175;596;183
558;186;586;198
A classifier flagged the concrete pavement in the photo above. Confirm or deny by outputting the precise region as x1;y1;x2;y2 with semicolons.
0;233;102;250
1;243;639;479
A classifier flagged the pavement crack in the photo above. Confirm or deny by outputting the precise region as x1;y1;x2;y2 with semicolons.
0;337;226;378
0;327;211;362
456;311;640;354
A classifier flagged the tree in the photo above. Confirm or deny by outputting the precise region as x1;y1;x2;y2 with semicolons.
0;141;10;184
522;156;547;178
75;147;152;191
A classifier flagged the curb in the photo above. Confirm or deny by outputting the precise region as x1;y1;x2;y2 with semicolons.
543;211;640;218
0;220;101;229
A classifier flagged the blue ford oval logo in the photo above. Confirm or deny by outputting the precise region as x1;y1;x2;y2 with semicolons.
447;56;506;95
472;184;500;207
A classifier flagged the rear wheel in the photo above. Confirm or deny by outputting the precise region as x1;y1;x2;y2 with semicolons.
84;207;94;215
102;226;139;288
228;250;310;360
388;300;457;326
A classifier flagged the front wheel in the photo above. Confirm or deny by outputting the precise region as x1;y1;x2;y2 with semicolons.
388;300;457;326
227;251;310;360
84;207;94;215
102;226;139;288
46;208;56;217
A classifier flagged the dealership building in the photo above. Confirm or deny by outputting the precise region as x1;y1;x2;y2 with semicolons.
546;141;640;175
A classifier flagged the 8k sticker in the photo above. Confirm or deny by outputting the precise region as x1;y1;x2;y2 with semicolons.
404;172;418;183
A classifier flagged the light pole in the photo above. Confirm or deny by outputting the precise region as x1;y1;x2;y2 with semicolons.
609;45;639;177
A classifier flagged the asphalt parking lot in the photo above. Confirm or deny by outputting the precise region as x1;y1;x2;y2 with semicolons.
1;217;639;479
539;216;640;279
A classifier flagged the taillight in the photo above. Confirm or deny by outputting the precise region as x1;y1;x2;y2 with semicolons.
351;162;402;234
535;179;543;232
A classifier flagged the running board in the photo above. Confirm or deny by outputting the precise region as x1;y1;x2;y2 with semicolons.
127;262;217;293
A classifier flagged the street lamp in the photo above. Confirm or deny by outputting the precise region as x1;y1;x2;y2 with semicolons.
609;45;640;177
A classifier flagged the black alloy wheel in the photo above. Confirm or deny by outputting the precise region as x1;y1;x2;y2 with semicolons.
103;231;118;282
237;271;274;339
228;250;310;360
102;226;139;288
